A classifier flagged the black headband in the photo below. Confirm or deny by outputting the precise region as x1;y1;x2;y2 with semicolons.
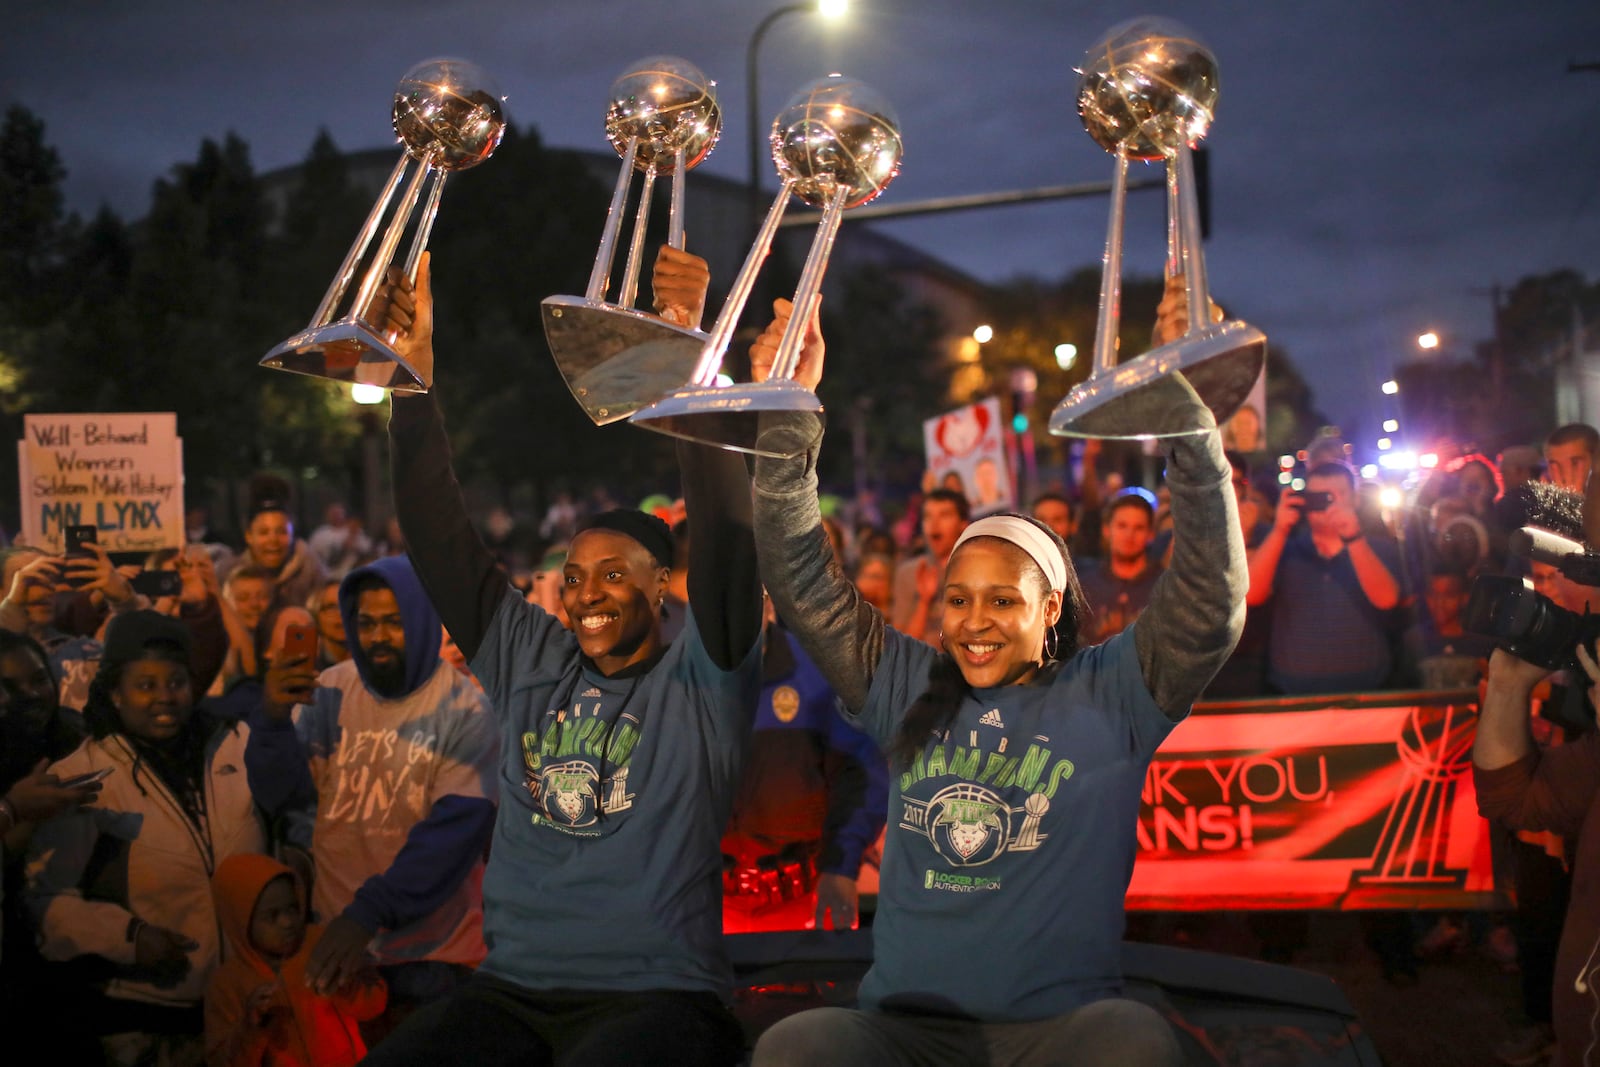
577;509;674;568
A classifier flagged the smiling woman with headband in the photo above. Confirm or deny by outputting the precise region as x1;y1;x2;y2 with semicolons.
747;280;1247;1067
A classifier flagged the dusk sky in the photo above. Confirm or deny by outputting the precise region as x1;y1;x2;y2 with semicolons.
5;0;1599;449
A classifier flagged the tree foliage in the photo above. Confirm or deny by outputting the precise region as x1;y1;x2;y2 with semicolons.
0;105;962;533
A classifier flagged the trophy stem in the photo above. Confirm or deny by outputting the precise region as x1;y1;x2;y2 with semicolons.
586;136;640;303
771;184;849;382
1164;162;1182;279
693;179;796;387
351;156;433;324
1092;147;1130;377
619;165;656;310
403;162;447;282
1172;144;1212;335
308;153;412;329
667;146;687;250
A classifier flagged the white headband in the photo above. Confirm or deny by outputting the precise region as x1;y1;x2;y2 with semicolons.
952;516;1067;594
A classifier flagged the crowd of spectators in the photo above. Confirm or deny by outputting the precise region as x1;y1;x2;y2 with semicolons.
4;380;1598;1063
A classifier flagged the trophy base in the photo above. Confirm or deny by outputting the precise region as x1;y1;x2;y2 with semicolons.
1048;320;1267;439
541;296;710;425
261;320;430;394
630;380;825;459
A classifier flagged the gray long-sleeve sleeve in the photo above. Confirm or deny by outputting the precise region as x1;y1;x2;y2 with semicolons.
754;403;1244;722
752;413;884;713
1132;417;1248;718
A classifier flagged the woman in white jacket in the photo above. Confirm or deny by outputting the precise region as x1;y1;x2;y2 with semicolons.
25;610;270;1065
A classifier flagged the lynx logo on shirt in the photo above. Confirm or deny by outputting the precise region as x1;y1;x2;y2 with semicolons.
519;696;641;835
900;782;1051;868
538;760;601;826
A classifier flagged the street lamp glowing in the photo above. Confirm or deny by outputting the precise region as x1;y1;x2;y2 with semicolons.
1054;343;1077;369
817;0;849;16
1383;419;1398;433
1381;380;1399;395
1418;331;1439;350
973;324;994;344
351;383;386;405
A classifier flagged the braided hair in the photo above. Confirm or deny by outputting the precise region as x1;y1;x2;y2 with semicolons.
887;514;1089;768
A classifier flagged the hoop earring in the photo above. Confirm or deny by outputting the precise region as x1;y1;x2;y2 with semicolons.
1042;627;1059;662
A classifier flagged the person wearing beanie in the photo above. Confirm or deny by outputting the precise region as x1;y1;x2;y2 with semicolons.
24;610;276;1065
361;248;762;1067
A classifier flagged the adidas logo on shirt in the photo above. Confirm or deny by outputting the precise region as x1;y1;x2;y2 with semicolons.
581;688;602;697
979;708;1005;729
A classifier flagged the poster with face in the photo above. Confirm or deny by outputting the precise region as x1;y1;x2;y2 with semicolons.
923;397;1014;517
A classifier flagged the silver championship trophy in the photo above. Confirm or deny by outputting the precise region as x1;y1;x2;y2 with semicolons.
1048;18;1265;439
261;59;505;393
540;56;723;424
630;74;902;458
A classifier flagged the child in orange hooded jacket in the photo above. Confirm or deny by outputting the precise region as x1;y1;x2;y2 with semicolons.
205;853;386;1066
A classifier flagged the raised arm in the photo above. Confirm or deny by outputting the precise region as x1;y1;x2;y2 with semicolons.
680;440;762;670
383;256;511;662
1134;417;1247;717
754;416;884;713
1475;647;1600;837
749;300;886;712
1131;281;1248;718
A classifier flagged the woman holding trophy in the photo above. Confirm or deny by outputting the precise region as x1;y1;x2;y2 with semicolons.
360;245;761;1067
744;281;1245;1067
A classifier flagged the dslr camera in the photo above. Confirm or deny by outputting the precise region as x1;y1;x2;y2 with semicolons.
1465;527;1600;671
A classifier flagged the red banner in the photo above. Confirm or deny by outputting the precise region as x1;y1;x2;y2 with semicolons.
1127;690;1502;911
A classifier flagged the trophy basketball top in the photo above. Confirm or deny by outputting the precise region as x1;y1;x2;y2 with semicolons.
1077;17;1218;161
605;56;722;174
393;58;507;172
772;74;902;209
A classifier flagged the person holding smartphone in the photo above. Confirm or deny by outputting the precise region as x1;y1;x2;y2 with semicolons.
24;611;274;1063
247;555;499;1047
0;540;143;713
1246;462;1402;695
0;628;102;1059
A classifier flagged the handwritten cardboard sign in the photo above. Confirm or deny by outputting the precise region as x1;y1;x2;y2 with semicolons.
18;413;184;553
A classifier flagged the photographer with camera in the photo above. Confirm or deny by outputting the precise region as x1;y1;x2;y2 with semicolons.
1473;482;1600;1066
1247;462;1402;695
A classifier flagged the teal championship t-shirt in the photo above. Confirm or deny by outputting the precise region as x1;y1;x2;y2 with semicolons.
856;625;1178;1021
468;594;760;995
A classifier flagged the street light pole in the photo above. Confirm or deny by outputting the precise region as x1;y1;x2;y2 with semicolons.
747;3;809;204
